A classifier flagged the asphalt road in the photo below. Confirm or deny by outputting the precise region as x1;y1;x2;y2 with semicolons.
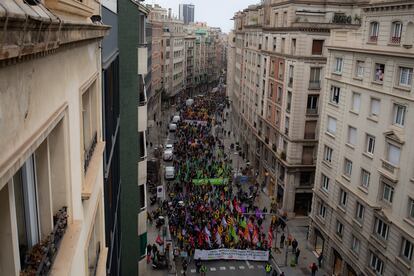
177;260;274;276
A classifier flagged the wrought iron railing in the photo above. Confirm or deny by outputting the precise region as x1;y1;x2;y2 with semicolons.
21;207;68;276
84;132;98;173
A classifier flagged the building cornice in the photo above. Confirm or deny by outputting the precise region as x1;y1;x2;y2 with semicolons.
327;45;414;59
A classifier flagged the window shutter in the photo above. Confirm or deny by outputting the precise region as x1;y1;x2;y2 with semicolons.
312;40;324;55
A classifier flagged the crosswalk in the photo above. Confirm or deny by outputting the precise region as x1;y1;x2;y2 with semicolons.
182;264;265;274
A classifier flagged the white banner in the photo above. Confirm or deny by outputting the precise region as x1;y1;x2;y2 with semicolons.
183;120;208;126
194;249;269;261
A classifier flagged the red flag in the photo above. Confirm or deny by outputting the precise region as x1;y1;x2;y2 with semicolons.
268;226;273;246
156;234;164;245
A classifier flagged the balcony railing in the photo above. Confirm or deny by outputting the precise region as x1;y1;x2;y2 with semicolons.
84;132;98;174
304;132;316;140
390;36;401;44
369;35;378;43
379;159;399;181
309;81;321;90
21;207;68;276
306;108;318;115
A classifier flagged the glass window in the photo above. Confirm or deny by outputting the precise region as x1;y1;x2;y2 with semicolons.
307;95;319;112
355;61;364;78
370;252;384;274
344;159;352;177
383;183;394;203
286;91;292;112
319;203;326;218
393;104;406;126
409;198;414;220
369;22;379;42
327;116;337;135
374;63;385;82
387;143;401;166
374;217;389;240
340;189;348;207
366;134;376;154
370;98;380;116
348;126;357;145
351;92;361;113
402;238;414;261
309;67;321;88
356;202;365;221
334;57;343;73
351;236;360;254
391;21;403;43
324;146;333;163
330;86;340;104
361;169;370;188
336;220;344;237
321;174;329;191
312;40;324;55
399;67;413;86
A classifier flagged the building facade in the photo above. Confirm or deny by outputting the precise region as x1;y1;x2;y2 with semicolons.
101;0;121;275
309;1;414;275
229;0;360;216
0;0;109;275
118;0;149;275
179;3;195;25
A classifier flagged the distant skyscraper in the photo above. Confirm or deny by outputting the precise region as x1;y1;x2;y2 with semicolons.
179;4;194;24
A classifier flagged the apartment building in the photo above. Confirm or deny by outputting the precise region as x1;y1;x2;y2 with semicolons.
101;0;121;275
185;35;196;98
309;1;414;275
229;0;360;216
0;0;108;275
118;0;149;275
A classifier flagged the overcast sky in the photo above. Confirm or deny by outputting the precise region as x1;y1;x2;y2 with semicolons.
148;0;258;33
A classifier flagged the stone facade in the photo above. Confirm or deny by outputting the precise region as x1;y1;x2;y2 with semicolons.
309;1;414;275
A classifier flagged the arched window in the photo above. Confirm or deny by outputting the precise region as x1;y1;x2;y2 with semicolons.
404;22;414;47
369;21;379;42
391;21;403;44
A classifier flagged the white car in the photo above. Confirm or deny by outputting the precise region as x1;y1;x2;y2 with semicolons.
172;115;180;123
165;144;173;151
169;123;177;132
165;166;175;180
163;149;173;161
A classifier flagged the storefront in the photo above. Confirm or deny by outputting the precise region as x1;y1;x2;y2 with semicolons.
332;249;343;275
314;228;324;255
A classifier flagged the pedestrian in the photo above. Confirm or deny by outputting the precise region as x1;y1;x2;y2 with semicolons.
146;244;152;263
310;262;318;276
272;269;278;276
280;272;285;276
292;238;298;253
200;264;207;276
182;259;188;275
265;262;273;275
195;258;202;273
295;248;301;265
280;233;285;248
317;253;323;268
152;244;158;259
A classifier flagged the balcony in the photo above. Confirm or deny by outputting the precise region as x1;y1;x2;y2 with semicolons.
369;36;378;43
306;108;318;115
285;128;289;135
390;36;401;45
138;44;148;75
21;207;68;275
309;81;321;90
304;131;316;140
138;158;147;185
138;75;147;132
378;159;400;182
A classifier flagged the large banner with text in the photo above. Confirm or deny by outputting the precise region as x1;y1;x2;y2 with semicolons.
194;248;269;261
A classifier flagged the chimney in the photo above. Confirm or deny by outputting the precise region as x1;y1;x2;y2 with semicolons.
168;8;172;19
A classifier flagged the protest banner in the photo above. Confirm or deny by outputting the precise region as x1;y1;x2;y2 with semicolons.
194;248;269;261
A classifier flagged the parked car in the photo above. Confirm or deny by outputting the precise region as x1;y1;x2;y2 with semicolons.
163;149;173;161
172;115;180;123
165;144;173;151
165;166;175;180
186;99;194;106
169;123;177;132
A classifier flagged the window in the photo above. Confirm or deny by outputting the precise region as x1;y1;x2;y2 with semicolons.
347;126;357;145
370;252;384;274
278;62;284;79
286;92;292;112
334;57;343;73
398;67;413;86
309;67;321;89
355;61;364;78
327;116;337;135
382;183;394;203
321;174;329;191
82;83;98;173
409;198;414;220
374;63;385;82
323;146;333;163
288;65;294;87
291;38;296;54
391;21;403;44
402;238;414;261
393;104;406;126
330;86;340;104
87;203;103;275
369;22;379;42
344;159;352;177
351;236;360;254
269;82;274;98
370;98;380;116
361;169;370;188
339;189;348;207
312;40;324;55
285;116;290;135
366;134;376;154
374;217;389;240
351;92;361;113
139;131;147;160
336;220;344;237
319;203;326;218
277;86;283;103
139;184;146;210
387;143;401;166
356;202;365;221
307;95;319;114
